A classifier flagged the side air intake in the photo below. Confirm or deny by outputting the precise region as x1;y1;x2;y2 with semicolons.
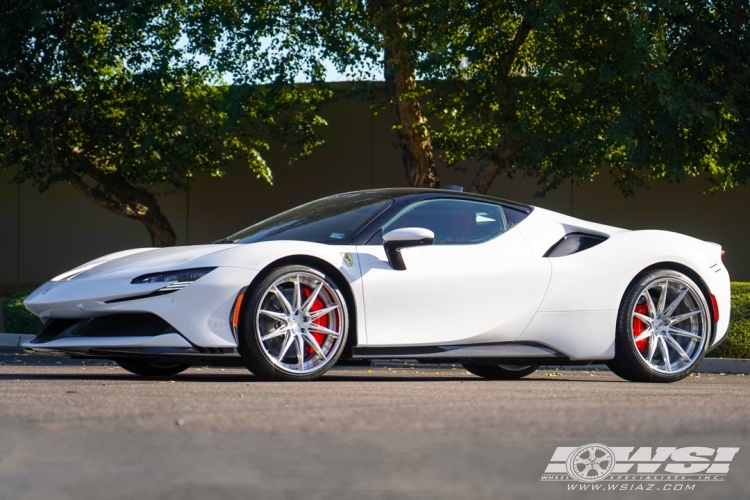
544;232;608;258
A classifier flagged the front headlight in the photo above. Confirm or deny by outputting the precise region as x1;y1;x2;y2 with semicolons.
131;267;216;290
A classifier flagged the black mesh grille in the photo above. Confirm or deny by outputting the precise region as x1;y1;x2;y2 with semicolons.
75;314;174;337
34;318;78;343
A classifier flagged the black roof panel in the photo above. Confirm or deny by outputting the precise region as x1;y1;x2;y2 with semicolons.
339;188;533;213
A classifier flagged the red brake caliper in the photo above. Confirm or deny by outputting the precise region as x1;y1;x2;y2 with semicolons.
633;301;649;353
302;287;328;355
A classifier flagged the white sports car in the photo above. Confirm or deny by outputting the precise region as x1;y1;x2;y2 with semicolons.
23;188;730;383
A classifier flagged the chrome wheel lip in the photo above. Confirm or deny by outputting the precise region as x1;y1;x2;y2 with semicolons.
631;276;708;375
255;271;347;376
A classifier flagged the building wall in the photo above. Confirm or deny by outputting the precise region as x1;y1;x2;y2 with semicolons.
1;88;748;284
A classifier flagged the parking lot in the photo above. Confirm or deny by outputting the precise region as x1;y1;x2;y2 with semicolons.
1;351;749;499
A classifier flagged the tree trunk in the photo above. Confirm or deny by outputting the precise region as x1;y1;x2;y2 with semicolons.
468;17;533;195
383;34;440;188
468;140;520;194
66;171;177;247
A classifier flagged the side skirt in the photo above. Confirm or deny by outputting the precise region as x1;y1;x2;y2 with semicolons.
352;342;564;361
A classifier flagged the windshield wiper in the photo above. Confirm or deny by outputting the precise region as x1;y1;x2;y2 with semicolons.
212;238;234;244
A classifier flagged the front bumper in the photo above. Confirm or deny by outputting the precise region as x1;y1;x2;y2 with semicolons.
23;267;258;349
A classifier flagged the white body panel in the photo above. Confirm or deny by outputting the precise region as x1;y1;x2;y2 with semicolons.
25;242;362;348
23;196;731;363
357;228;550;345
513;208;730;358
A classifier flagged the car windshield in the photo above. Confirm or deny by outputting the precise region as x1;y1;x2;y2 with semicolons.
228;193;393;245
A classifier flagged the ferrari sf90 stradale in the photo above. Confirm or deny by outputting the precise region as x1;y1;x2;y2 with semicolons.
23;188;730;382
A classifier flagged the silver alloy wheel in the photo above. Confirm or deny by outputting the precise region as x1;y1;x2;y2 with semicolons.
631;277;709;374
255;271;346;375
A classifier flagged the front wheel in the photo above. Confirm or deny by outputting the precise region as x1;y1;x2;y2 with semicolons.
238;265;349;381
116;359;190;377
607;269;711;383
461;363;539;380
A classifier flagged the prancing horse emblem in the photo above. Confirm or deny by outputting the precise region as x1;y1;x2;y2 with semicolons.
341;253;354;267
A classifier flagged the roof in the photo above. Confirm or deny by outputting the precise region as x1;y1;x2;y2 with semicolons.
344;187;533;213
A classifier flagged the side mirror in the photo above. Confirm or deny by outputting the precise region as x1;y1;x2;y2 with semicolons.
382;227;434;270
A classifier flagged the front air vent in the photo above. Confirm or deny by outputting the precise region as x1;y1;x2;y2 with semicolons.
33;318;79;343
32;314;178;344
75;314;175;337
544;232;608;258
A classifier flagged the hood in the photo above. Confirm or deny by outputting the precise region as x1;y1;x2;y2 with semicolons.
57;245;237;282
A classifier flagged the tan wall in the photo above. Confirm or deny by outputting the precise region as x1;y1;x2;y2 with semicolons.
1;88;748;284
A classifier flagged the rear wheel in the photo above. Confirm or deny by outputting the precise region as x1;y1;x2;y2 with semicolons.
461;363;539;380
116;359;190;377
607;269;710;383
238;265;349;381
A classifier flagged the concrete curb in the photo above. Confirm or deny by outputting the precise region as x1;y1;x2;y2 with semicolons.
541;359;750;375
0;333;35;347
696;358;750;374
0;332;747;374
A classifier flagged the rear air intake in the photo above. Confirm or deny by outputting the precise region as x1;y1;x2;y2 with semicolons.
544;232;608;258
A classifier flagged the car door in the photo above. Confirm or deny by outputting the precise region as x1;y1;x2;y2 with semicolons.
356;198;551;346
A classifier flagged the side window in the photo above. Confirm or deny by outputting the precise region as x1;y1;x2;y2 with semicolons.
382;199;507;245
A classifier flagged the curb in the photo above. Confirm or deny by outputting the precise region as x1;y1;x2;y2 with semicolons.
697;358;750;374
0;332;748;374
0;333;35;347
541;359;750;375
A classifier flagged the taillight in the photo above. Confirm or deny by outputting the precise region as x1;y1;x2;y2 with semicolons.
721;250;725;261
710;294;719;323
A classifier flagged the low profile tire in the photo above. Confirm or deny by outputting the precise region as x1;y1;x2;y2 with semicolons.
116;359;190;377
607;269;711;383
238;265;349;381
461;363;539;380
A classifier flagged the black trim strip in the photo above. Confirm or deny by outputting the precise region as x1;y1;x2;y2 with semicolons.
105;289;178;303
384;236;434;270
351;342;563;359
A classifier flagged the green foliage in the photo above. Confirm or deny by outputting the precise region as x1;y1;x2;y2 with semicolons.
603;1;750;193
0;0;333;245
417;0;750;194
709;283;750;359
293;1;750;194
1;291;43;335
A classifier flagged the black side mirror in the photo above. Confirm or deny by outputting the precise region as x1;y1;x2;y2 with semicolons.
382;227;435;270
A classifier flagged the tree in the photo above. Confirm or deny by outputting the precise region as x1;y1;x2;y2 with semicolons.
423;1;652;194
592;0;750;193
0;0;332;246
290;0;639;192
298;1;750;195
277;0;444;188
429;0;750;195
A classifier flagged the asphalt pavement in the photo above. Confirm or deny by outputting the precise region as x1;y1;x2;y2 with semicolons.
1;350;749;499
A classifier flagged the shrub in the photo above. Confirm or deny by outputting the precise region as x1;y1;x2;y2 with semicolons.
2;291;43;334
707;282;750;359
0;283;39;298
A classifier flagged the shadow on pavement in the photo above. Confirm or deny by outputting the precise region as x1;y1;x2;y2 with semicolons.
0;370;625;384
